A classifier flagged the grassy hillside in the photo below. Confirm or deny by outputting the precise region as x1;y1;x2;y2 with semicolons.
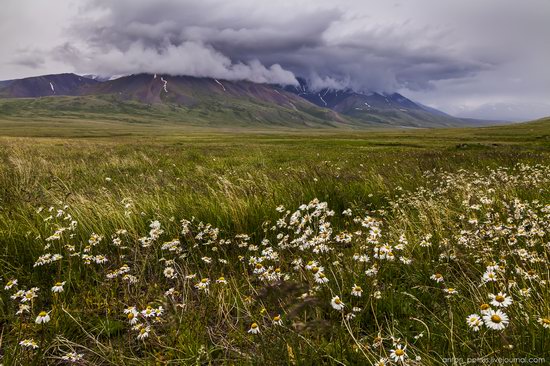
0;119;549;364
0;95;360;132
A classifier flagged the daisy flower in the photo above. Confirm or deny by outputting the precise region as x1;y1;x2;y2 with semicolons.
389;344;407;362
479;303;492;315
351;284;363;297
51;281;66;293
489;292;513;308
483;309;509;331
163;266;177;279
124;307;139;324
61;352;84;362
537;317;550;329
443;288;458;296
4;279;17;290
331;296;345;311
374;358;388;366
314;272;329;284
248;322;260;334
137;326;150;340
430;273;444;283
272;315;283;325
19;339;39;349
35;310;51;324
466;314;483;331
216;276;227;284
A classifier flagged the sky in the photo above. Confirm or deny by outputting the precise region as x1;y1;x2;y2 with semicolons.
1;0;549;120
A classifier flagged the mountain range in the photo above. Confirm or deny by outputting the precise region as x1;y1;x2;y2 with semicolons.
0;73;493;128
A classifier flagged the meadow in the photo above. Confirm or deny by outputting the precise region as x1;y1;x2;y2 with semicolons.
0;118;549;365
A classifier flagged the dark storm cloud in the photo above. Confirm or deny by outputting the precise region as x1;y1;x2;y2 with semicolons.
50;0;494;91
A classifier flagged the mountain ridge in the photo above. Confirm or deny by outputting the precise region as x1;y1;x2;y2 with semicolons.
0;73;491;128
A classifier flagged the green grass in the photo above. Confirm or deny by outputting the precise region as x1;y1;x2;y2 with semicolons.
0;117;549;364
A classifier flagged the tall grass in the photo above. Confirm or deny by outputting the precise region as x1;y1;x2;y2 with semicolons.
0;132;549;365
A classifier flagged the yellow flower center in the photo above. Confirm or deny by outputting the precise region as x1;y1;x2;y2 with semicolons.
334;298;341;304
480;303;490;310
251;323;258;329
273;315;281;321
495;295;505;302
55;282;63;286
354;287;362;292
140;328;146;334
39;311;47;317
395;349;405;356
201;278;208;283
491;315;502;323
542;318;550;325
128;313;134;319
435;274;442;278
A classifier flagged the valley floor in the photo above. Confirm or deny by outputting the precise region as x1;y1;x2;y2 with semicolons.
0;118;549;364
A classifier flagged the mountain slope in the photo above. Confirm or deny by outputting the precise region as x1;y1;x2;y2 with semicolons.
284;78;474;127
0;73;98;98
0;73;485;128
0;73;359;129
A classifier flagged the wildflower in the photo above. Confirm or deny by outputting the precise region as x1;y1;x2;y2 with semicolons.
16;304;30;315
216;276;227;284
351;284;363;297
195;278;210;292
124;307;139;324
537;317;550;329
374;358;388;366
19;339;39;349
51;281;66;293
272;315;283;325
482;270;497;283
389;344;407;362
331;296;345;311
489;292;513;308
163;266;177;279
21;288;39;302
61;352;84;362
4;279;17;290
137;326;150;340
248;322;260;334
443;288;458;296
480;303;491;314
483;309;509;331
314;272;329;284
141;306;160;318
466;314;483;331
430;273;444;283
35;310;51;324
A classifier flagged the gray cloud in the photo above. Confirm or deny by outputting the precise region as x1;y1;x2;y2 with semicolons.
1;0;549;120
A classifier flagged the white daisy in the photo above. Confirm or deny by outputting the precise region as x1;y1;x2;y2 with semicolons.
19;339;39;349
389;344;407;362
466;314;483;331
331;296;345;311
489;292;513;308
35;310;51;324
483;309;509;330
351;284;363;297
137;326;150;340
51;281;66;293
248;322;260;334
